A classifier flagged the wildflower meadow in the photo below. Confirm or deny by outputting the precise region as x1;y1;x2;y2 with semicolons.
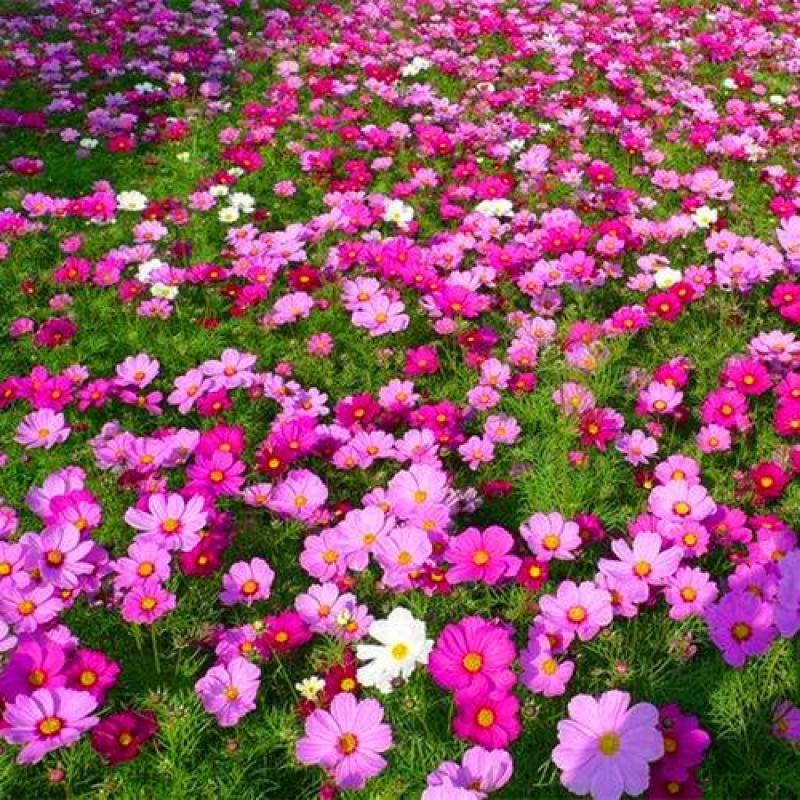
1;0;799;798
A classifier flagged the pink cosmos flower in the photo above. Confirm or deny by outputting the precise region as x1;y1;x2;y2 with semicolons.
521;512;581;562
268;469;328;521
15;409;71;449
444;527;521;586
1;687;99;764
1;584;63;633
539;580;613;643
386;464;449;518
520;636;575;698
113;540;171;590
552;690;663;800
124;493;207;552
428;616;516;696
452;690;521;749
599;532;683;587
705;591;776;667
115;353;159;388
295;692;392;790
220;558;275;606
664;568;718;621
775;551;800;637
28;524;94;588
0;635;67;700
195;657;260;727
648;481;716;522
425;745;513;797
375;526;432;589
120;579;177;625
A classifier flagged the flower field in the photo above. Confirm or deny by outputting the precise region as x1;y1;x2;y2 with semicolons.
0;0;799;797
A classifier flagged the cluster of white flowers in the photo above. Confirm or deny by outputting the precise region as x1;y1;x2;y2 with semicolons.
215;188;256;224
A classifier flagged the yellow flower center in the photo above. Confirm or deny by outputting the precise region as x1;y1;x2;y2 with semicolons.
598;732;621;756
391;643;410;661
732;622;752;641
38;716;63;736
476;708;495;728
567;606;586;623
472;549;490;566
462;652;483;673
338;733;358;755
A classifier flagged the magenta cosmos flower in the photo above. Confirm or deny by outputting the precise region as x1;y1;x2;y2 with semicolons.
428;616;516;696
295;692;392;790
1;687;99;764
444;526;521;586
452;690;521;749
539;580;613;643
552;690;663;800
195;657;260;727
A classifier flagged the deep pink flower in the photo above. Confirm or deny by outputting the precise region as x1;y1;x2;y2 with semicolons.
444;526;520;585
428;616;516;695
452;690;521;749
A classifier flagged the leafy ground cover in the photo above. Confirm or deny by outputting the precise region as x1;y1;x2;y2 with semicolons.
0;0;799;798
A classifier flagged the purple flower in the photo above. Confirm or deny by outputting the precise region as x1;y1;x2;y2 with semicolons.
296;692;392;790
552;690;663;800
220;558;275;606
195;657;260;727
705;591;776;667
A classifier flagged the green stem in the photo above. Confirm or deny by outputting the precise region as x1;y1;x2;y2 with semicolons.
150;625;161;674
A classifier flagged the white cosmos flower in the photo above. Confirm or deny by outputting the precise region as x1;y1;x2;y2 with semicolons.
151;282;178;300
691;206;718;229
137;258;166;283
295;676;325;701
383;199;414;227
475;198;513;218
654;267;682;289
355;607;432;694
218;206;240;224
117;191;148;212
209;184;230;198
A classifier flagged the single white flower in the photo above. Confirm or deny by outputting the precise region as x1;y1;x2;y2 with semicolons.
79;137;98;150
209;184;230;198
176;151;191;163
218;206;240;224
383;199;414;227
355;607;432;694
691;205;718;229
653;267;682;289
117;190;148;212
151;282;178;300
295;676;325;701
229;192;255;212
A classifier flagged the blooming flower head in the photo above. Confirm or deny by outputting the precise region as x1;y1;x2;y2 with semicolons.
121;579;177;625
599;532;683;587
428;616;516;696
220;558;275;607
195;657;260;727
15;409;71;450
90;709;158;764
295;692;392;790
552;690;664;800
124;493;207;552
705;591;776;667
1;687;99;764
649;481;716;523
444;526;520;586
452;690;521;749
521;512;582;562
539;580;613;644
